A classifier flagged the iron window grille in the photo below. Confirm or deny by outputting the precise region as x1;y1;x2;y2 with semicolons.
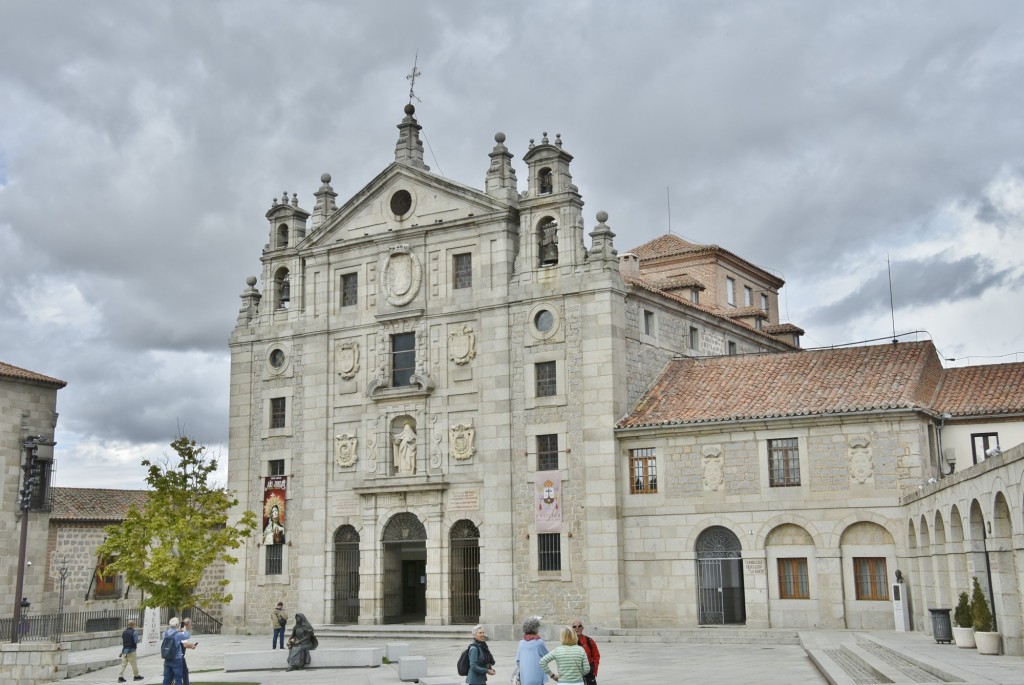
538;533;561;571
535;361;557;398
629;448;657;494
341;273;358;307
270;398;286;429
768;437;800;487
453;253;472;289
266;544;283;575
537;434;559;471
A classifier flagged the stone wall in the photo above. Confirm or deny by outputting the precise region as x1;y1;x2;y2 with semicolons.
0;642;68;685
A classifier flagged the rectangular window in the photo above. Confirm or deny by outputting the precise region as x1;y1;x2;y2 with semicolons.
629;447;657;494
744;286;753;307
727;341;737;355
453;253;472;289
768;437;800;487
341;273;358;307
761;293;769;312
537;434;559;471
689;326;699;350
391;333;416;387
971;432;1000;464
538;533;561;571
727;277;736;306
643;310;655;336
778;558;809;599
854;557;889;600
266;544;283;575
535;361;557;398
270;398;287;429
690;289;699;304
269;459;285;476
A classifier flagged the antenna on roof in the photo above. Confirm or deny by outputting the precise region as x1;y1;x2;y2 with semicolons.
887;254;898;344
406;51;422;104
666;187;673;235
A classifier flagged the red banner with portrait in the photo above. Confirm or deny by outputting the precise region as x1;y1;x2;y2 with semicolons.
263;476;287;545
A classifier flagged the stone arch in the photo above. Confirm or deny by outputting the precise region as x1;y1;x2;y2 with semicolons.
754;513;827;549
381;512;427;624
449;519;481;624
273;266;291;309
908;518;918;549
695;526;745;625
840;521;897;629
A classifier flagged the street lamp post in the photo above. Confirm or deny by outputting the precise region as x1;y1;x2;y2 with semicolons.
10;435;54;643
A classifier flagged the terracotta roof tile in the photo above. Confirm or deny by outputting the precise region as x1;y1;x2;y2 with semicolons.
934;364;1024;416
630;234;698;260
617;341;944;429
0;361;67;388
50;487;150;522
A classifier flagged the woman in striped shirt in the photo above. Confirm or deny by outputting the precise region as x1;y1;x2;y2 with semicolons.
539;627;590;684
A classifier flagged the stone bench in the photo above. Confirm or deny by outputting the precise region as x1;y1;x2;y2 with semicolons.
224;647;383;671
398;655;427;681
387;642;411;660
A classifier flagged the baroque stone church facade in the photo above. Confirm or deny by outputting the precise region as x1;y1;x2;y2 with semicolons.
224;104;802;632
224;105;1024;652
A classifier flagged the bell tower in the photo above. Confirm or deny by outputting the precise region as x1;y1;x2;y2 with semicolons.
516;132;585;274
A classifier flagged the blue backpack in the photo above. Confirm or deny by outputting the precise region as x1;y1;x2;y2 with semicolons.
160;630;178;660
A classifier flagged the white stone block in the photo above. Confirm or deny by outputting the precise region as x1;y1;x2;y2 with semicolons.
387;642;411;660
398;655;428;681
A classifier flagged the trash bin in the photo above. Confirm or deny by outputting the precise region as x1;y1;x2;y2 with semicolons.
929;608;953;644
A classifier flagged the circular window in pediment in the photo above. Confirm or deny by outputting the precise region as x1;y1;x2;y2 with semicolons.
390;189;413;217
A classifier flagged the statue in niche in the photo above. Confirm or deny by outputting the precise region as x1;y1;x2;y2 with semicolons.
392;421;417;475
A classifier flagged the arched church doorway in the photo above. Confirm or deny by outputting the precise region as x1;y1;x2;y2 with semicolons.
382;512;427;624
450;520;480;624
332;525;360;624
696;526;746;625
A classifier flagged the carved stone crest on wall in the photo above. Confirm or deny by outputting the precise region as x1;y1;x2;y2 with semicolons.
381;244;422;307
702;445;724;491
450;423;476;461
848;436;873;484
336;340;360;380
334;432;357;468
448;325;477;365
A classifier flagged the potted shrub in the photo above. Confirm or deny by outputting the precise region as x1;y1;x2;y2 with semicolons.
971;576;1001;655
952;591;975;648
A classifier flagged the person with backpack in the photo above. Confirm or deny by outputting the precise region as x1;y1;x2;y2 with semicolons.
117;619;144;682
160;617;187;685
572;619;600;685
464;624;496;684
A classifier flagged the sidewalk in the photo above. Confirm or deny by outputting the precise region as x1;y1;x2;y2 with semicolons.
49;629;1024;684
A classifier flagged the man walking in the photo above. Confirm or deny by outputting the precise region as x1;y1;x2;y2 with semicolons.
117;619;144;682
573;619;601;685
272;601;287;649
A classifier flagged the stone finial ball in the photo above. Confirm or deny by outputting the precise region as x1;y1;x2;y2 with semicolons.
596;210;609;223
405;103;415;115
495;132;506;144
246;276;257;286
321;173;332;184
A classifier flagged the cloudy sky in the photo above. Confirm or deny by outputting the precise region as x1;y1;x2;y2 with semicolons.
2;1;1022;490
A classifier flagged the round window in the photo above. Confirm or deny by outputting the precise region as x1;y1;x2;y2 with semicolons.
269;348;286;369
534;310;554;333
390;189;413;216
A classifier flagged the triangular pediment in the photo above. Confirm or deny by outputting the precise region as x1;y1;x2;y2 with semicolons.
301;163;515;249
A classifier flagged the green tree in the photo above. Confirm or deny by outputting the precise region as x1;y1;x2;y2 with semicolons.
97;436;257;615
953;591;972;628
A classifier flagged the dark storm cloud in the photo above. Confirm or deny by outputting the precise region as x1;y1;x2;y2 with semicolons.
2;0;1023;486
806;254;1015;327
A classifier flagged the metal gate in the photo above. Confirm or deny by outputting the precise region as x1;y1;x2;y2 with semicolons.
450;520;480;624
332;525;360;624
382;513;427;624
696;526;746;625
